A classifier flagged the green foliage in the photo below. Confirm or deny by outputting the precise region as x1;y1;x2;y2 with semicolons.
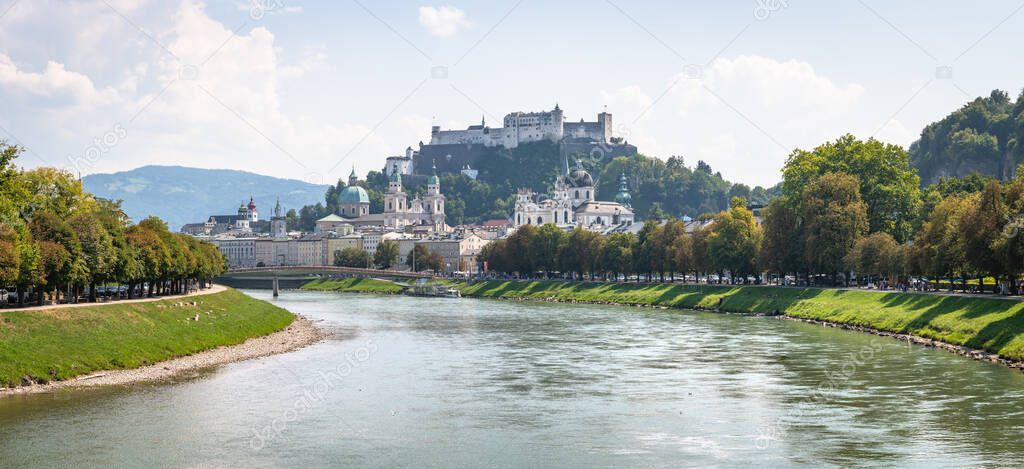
301;277;404;294
334;247;371;268
759;197;802;275
0;149;225;305
910;89;1023;184
405;244;443;272
373;240;399;269
706;198;761;279
845;232;903;279
799;172;869;278
784;134;920;242
0;288;294;387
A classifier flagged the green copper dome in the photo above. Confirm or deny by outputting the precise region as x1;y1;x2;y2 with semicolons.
340;185;370;204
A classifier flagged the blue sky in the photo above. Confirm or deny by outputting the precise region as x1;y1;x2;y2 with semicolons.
1;0;1021;187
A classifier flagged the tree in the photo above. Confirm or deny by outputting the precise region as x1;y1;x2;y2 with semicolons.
530;224;567;277
374;240;399;269
68;211;116;301
909;195;971;290
478;239;509;274
759;197;802;279
425;251;445;272
15;237;40;306
659;218;686;281
845;232;901;284
600;232;635;281
958;181;1008;291
646;202;667;221
783;134;920;242
336;247;371;268
505;224;536;275
406;244;432;272
36;240;70;304
633;220;661;281
799;172;868;284
559;228;600;280
126;225;170;297
0;141;28;223
995;176;1024;292
668;230;693;281
706;197;761;282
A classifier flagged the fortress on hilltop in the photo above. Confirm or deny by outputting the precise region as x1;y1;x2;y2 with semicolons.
384;104;638;181
428;104;612;149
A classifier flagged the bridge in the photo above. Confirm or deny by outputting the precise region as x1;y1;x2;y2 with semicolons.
217;266;431;293
226;266;431;278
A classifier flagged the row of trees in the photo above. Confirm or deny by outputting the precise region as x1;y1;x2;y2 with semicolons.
332;242;445;272
478;135;1024;294
0;143;227;306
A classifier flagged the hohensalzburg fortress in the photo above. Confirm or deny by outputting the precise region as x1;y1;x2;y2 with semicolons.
428;104;613;149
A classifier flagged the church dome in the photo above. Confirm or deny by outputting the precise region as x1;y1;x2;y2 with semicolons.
340;185;370;204
562;167;593;188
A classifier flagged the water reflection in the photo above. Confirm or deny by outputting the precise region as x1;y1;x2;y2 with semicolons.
1;290;1022;467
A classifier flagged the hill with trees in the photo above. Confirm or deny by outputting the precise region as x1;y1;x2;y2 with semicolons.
909;89;1024;184
292;141;780;230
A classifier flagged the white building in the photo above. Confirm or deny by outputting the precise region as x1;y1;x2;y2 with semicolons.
428;104;613;150
513;160;634;232
214;236;258;269
333;165;448;234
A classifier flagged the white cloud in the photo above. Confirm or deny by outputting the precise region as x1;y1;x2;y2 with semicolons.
418;5;472;38
604;55;868;186
0;0;390;183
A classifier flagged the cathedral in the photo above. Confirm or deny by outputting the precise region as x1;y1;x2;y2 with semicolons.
513;159;634;231
331;165;447;233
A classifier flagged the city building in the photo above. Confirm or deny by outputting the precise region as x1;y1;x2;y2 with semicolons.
513;159;634;232
428;104;617;150
336;163;447;233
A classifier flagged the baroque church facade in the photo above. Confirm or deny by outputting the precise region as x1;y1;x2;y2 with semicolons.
513;159;634;231
332;165;447;233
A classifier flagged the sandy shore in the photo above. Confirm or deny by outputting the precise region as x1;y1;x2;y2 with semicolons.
0;314;328;397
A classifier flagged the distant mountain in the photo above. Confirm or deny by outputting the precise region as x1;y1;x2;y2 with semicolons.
82;166;329;230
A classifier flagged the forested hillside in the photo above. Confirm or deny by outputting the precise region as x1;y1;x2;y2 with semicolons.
292;142;780;229
910;89;1024;184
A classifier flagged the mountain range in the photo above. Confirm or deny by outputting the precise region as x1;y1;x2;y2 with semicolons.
82;166;329;230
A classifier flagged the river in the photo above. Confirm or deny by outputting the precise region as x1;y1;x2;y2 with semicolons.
1;290;1023;467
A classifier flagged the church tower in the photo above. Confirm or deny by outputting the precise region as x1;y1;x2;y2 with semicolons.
247;195;258;222
271;198;287;238
614;172;632;208
384;163;406;228
422;161;446;230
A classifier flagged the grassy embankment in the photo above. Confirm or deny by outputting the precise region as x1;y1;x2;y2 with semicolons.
0;288;294;387
301;277;406;294
456;280;1024;362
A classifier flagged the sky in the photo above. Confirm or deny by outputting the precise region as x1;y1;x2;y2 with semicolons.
0;0;1022;188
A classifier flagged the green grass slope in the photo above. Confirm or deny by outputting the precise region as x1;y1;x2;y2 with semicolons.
301;277;405;294
456;281;1024;362
0;288;294;387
